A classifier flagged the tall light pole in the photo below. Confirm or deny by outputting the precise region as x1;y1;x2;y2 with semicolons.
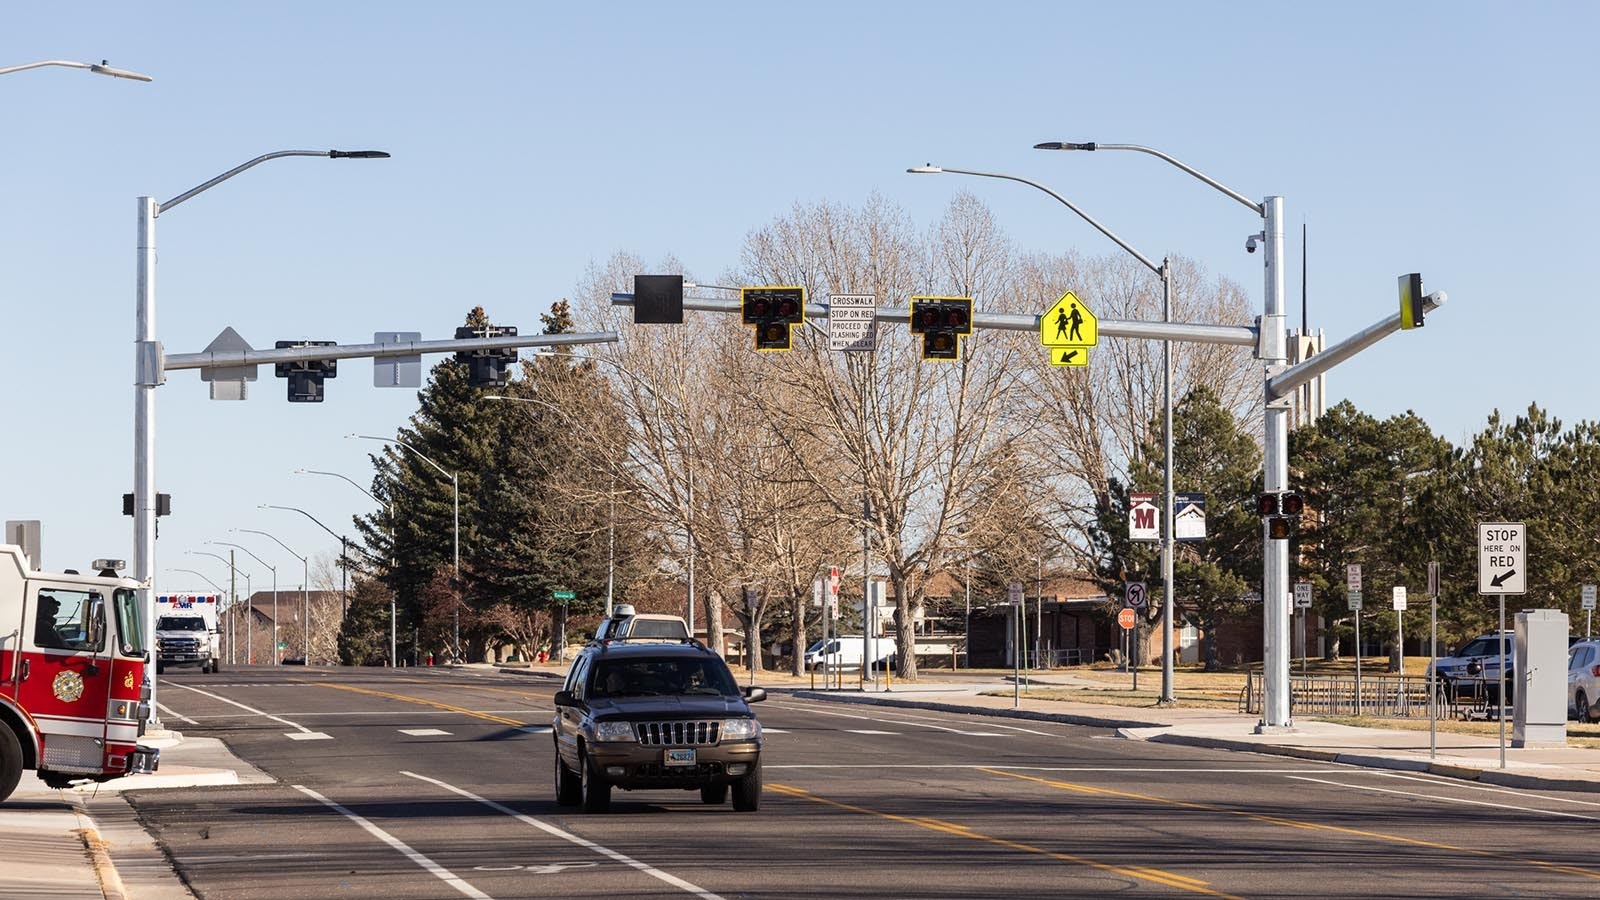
1035;140;1289;730
909;164;1178;704
187;550;250;664
133;149;388;727
294;470;395;666
236;529;310;664
212;541;277;664
261;504;361;655
0;58;152;80
350;434;459;662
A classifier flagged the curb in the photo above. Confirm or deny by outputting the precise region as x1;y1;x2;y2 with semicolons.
69;799;128;900
495;666;563;680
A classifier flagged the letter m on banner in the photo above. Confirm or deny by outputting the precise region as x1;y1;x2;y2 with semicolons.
1128;492;1159;542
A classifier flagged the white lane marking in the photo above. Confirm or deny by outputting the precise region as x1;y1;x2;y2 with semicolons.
402;771;724;900
400;729;453;736
845;729;899;735
1372;771;1600;808
178;709;543;720
957;732;1010;737
291;784;491;899
769;701;1052;736
156;702;198;725
165;682;332;740
1285;776;1600;822
762;728;789;733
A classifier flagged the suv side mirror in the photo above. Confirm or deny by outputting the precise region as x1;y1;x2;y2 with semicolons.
553;689;577;707
742;686;767;703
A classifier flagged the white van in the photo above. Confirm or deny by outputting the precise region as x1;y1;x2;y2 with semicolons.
804;635;895;672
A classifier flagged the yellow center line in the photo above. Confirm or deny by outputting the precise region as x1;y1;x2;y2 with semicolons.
980;768;1600;883
768;784;1239;899
302;681;533;728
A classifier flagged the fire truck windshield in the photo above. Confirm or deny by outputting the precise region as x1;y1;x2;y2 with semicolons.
115;589;146;657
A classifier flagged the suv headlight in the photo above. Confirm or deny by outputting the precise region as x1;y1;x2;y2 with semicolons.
722;718;761;740
593;721;636;742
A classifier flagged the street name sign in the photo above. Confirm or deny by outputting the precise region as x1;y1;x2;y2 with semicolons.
1477;522;1526;595
827;293;877;352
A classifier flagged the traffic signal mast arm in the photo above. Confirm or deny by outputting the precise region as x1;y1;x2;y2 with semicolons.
611;292;1258;348
1266;286;1447;401
161;330;619;373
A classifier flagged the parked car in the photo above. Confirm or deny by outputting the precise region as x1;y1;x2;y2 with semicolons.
1428;632;1515;703
1568;639;1600;722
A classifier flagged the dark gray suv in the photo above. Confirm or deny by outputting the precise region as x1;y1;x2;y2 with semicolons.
552;638;765;812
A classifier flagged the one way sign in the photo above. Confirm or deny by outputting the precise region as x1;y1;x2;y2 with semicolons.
1478;522;1526;596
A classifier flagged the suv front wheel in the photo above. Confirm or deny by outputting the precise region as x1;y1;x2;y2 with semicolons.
731;762;761;812
579;746;611;813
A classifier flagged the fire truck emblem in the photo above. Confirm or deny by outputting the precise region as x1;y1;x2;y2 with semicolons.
124;671;136;690
52;670;86;703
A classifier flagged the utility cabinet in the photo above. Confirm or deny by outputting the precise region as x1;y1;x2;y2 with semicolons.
1513;609;1568;747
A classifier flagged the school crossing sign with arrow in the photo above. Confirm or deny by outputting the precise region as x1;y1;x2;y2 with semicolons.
1040;290;1098;367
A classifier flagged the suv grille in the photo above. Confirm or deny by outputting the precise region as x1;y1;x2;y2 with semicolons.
634;720;721;746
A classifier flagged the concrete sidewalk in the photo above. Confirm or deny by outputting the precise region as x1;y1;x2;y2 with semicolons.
0;732;271;899
788;675;1600;792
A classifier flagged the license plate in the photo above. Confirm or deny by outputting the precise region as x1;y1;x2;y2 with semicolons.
663;748;696;767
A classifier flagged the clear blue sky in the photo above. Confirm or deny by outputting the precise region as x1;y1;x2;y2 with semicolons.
4;2;1596;587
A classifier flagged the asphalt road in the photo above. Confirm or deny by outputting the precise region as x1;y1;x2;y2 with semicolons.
132;666;1600;899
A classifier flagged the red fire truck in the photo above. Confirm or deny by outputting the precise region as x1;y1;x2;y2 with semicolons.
1;545;159;802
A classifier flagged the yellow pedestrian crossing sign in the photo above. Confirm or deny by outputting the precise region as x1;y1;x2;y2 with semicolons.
1040;291;1097;347
1050;347;1089;367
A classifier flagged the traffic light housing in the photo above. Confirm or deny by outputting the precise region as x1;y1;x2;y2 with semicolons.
1258;491;1302;540
741;286;806;351
1399;272;1425;330
909;296;973;361
1267;517;1293;540
1280;493;1305;516
455;324;519;387
274;340;337;402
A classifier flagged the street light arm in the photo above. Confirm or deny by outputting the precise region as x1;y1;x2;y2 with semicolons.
160;149;391;214
0;59;153;80
210;541;275;574
168;568;227;595
349;434;455;483
908;165;1162;276
234;528;307;564
295;469;379;504
1033;141;1263;216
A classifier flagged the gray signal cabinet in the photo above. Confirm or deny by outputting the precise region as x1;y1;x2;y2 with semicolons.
1513;609;1568;747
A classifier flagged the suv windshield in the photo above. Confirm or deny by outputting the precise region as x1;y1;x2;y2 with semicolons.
590;657;739;698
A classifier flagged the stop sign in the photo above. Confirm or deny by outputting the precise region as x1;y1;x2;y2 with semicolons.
1117;608;1136;630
